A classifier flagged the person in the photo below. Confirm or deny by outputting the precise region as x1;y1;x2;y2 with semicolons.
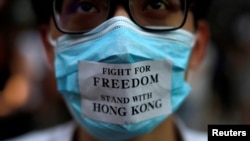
208;0;250;124
9;0;211;140
0;1;72;139
0;0;37;139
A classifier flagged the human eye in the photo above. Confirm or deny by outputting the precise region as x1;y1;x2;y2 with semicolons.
75;0;98;13
144;0;170;10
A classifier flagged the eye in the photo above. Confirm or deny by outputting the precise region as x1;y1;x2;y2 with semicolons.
145;0;169;10
76;1;98;13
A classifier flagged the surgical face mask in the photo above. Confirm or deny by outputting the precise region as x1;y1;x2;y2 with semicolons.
50;16;196;141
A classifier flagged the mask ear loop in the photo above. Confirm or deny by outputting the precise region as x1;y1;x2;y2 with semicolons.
185;32;198;73
44;32;56;71
47;33;57;47
191;33;198;47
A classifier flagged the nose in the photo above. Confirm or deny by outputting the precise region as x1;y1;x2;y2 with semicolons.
112;3;130;18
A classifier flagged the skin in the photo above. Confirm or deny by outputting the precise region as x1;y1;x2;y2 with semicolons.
0;33;31;117
39;2;209;141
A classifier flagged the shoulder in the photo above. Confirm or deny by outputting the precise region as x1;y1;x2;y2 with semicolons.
175;117;207;141
6;121;76;141
182;127;207;141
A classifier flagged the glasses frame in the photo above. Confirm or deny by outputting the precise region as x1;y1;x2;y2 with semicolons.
52;0;192;34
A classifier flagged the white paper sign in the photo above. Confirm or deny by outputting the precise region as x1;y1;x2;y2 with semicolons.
78;59;172;124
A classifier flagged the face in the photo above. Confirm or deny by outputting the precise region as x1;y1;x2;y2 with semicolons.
41;1;209;140
45;0;207;73
49;0;195;39
43;0;209;83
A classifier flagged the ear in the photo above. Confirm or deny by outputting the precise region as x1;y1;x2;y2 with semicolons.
39;24;55;71
189;20;210;69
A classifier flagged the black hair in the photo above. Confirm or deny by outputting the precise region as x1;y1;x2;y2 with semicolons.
31;0;53;25
191;0;212;22
31;0;212;25
208;0;250;46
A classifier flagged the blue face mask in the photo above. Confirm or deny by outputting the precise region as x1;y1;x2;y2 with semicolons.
51;16;196;141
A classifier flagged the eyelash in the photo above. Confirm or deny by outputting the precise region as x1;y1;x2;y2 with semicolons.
143;0;170;10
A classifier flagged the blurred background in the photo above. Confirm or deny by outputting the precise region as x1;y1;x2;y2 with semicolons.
177;0;250;131
0;0;249;140
0;0;71;140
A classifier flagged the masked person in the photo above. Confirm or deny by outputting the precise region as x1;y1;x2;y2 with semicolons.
10;0;210;141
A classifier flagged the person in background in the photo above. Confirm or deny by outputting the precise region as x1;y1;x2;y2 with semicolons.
11;0;211;140
208;0;250;125
0;0;36;139
0;0;71;139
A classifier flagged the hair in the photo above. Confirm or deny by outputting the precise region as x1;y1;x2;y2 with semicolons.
31;0;212;25
191;0;212;22
31;0;53;25
208;0;250;46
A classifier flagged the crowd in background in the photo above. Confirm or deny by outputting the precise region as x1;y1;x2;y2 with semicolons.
177;0;250;131
0;0;71;140
0;0;249;140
